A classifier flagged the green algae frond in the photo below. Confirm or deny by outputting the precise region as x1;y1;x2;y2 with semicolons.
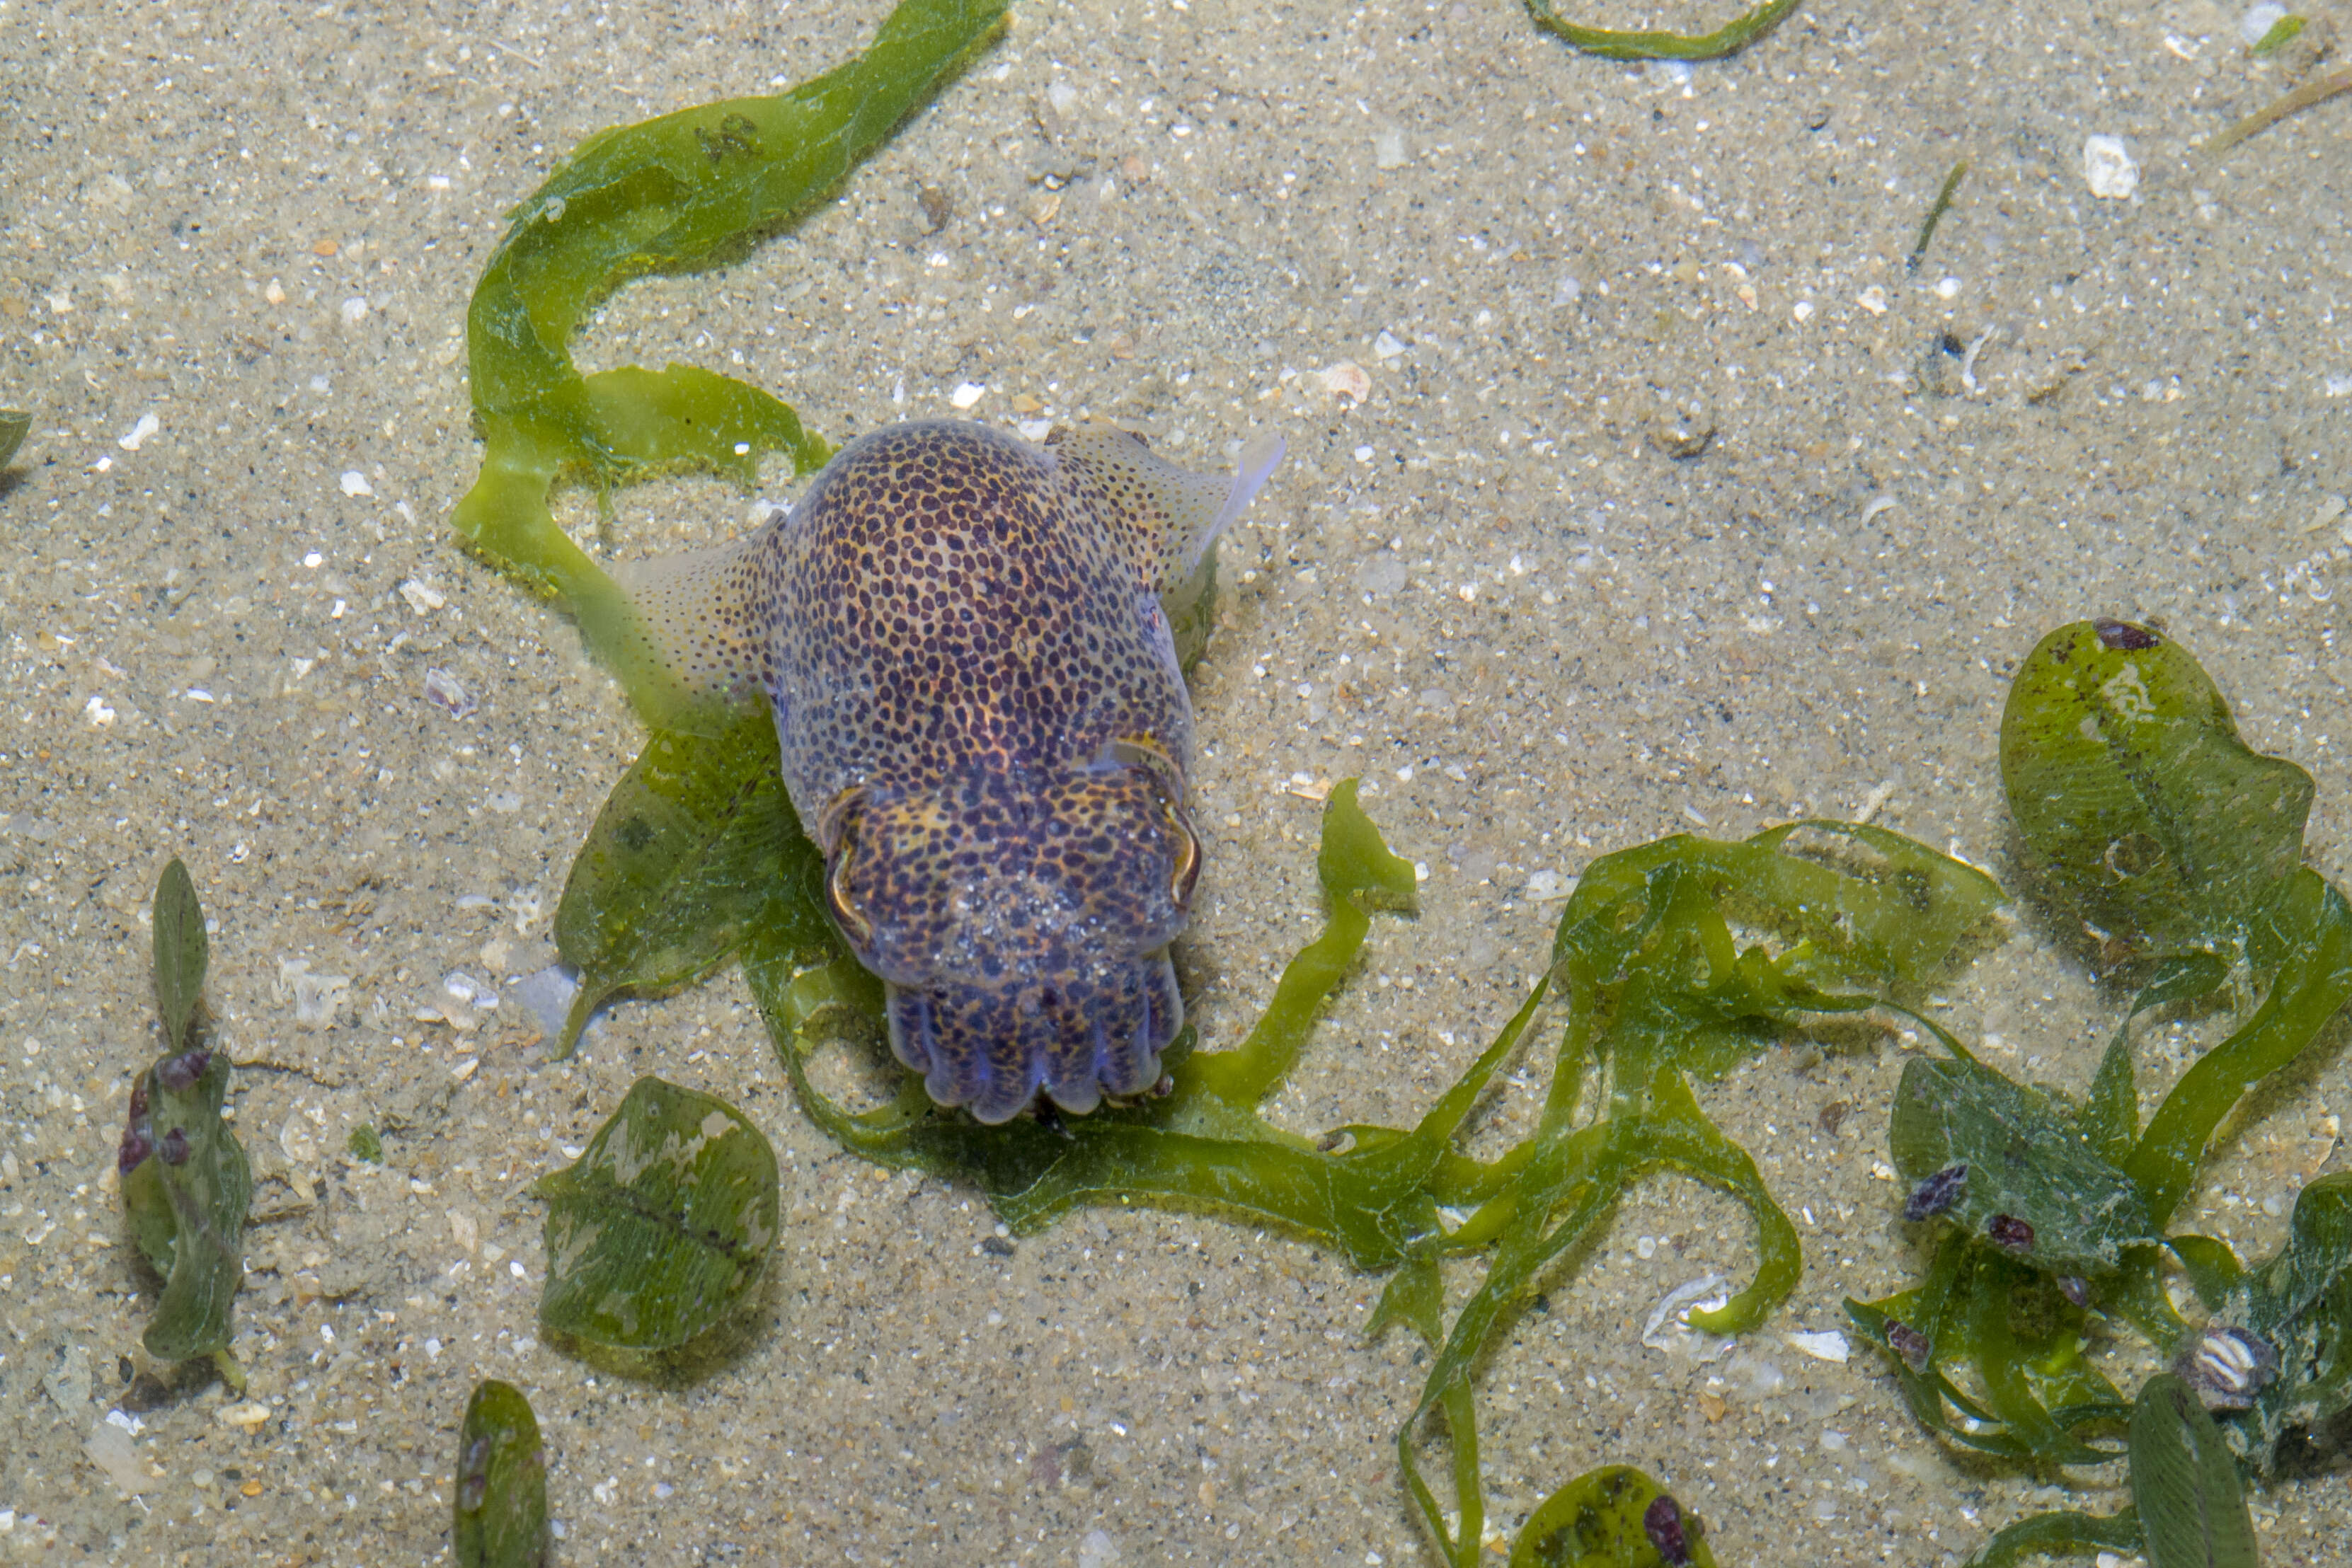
1854;621;2352;1560
449;0;1006;722
454;1380;551;1568
1522;0;1803;61
534;1076;781;1355
117;859;253;1367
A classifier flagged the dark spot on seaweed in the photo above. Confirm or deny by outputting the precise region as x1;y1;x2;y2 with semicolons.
1987;1213;2034;1253
2094;618;2160;651
1643;1494;1692;1565
1903;1163;1967;1221
1886;1320;1931;1371
157;1048;210;1093
694;111;762;163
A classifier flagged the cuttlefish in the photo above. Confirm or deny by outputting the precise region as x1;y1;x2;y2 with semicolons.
613;420;1283;1124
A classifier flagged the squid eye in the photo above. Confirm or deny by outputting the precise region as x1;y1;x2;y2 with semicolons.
825;839;873;945
1103;737;1197;906
1161;795;1201;909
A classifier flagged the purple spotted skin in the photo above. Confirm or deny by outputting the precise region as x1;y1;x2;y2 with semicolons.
619;420;1280;1123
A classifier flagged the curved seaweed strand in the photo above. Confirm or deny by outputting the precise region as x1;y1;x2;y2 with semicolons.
739;794;1999;1565
1523;0;1803;60
449;0;1007;721
2203;65;2352;157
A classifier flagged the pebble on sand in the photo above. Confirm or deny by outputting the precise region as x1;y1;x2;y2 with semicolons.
423;667;478;719
2082;136;2138;200
83;1419;146;1494
1313;362;1371;403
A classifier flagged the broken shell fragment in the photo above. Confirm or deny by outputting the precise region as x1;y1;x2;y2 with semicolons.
1313;362;1371;403
2175;1324;2278;1411
2082;135;2138;200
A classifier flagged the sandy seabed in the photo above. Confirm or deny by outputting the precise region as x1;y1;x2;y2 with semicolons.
3;0;2351;1562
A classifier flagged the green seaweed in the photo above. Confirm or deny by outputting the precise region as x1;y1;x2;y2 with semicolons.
534;679;1990;1557
1522;0;1803;60
2250;13;2306;54
151;856;207;1052
454;1379;551;1568
347;1124;384;1163
449;0;1005;721
120;1044;252;1363
741;799;1997;1564
1961;1506;2143;1568
2000;618;2312;971
2178;1172;2352;1471
1387;824;1998;1562
1888;1053;2154;1274
745;780;1445;1268
2014;619;2352;1219
1855;620;2352;1494
1849;1243;2130;1467
1961;1176;2352;1561
1960;1372;2259;1568
1508;1466;1717;1567
0;408;26;470
2133;1373;2260;1568
117;860;252;1365
552;708;834;1053
2129;866;2352;1231
534;1076;780;1353
2203;64;2352;156
1906;160;1969;275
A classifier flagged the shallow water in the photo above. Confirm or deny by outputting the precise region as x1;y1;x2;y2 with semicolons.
3;0;2349;1562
